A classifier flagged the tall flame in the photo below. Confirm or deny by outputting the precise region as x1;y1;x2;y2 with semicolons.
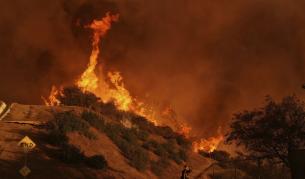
75;12;158;124
77;13;119;92
43;12;223;153
102;71;133;111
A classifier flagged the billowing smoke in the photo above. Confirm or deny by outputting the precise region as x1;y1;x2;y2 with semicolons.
1;0;305;136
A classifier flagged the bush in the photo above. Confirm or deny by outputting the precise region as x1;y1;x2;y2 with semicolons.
142;140;158;150
121;129;138;145
82;110;106;131
59;144;84;163
46;111;96;147
47;130;68;146
138;130;149;141
151;158;170;176
51;111;88;133
154;143;168;158
58;86;100;108
104;124;125;141
130;147;149;171
154;126;176;139
86;155;108;169
98;101;118;117
162;139;176;154
114;137;149;171
169;152;183;164
176;135;191;149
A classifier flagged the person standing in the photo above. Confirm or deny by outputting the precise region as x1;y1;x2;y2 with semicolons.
181;165;192;179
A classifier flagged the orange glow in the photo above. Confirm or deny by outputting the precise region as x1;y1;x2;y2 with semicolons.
43;12;223;150
75;12;160;124
178;123;192;138
102;71;133;111
192;134;224;153
77;13;119;92
42;86;62;106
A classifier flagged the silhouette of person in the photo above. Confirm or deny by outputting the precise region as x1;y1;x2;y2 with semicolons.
181;165;192;179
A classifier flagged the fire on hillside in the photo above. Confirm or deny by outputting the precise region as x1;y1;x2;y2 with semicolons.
42;12;223;153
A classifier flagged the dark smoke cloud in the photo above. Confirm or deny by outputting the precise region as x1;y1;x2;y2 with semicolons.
1;0;305;136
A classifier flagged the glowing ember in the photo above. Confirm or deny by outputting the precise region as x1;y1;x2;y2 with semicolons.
42;86;62;106
192;135;224;153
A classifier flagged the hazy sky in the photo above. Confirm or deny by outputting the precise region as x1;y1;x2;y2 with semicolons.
1;0;305;136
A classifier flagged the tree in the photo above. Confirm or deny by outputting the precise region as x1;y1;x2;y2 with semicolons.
226;95;305;167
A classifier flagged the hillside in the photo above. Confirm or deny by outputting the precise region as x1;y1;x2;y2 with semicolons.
0;103;215;179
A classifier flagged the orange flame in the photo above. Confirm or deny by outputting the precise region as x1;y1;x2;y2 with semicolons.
102;71;133;111
77;13;119;92
179;123;192;138
75;12;160;125
42;12;223;148
42;86;62;106
192;134;224;153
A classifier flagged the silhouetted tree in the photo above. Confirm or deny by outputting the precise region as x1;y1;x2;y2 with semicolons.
226;95;305;167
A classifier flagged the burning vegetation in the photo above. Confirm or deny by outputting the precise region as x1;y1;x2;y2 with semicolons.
43;12;223;154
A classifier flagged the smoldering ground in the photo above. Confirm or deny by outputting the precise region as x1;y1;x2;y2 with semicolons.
1;0;305;136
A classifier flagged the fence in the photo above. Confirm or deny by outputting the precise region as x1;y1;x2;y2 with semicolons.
195;157;290;179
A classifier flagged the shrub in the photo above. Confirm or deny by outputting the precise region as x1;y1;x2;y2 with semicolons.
86;155;108;169
46;111;96;147
129;147;149;171
58;86;100;108
130;116;155;133
162;139;176;154
154;126;176;139
138;130;149;141
154;143;168;158
121;129;138;145
51;111;89;133
142;140;158;150
99;101;122;119
151;158;170;176
59;144;84;163
176;135;191;149
47;129;68;146
104;124;125;140
114;137;149;171
82;110;105;131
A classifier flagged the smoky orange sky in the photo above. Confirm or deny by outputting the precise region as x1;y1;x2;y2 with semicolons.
1;0;305;136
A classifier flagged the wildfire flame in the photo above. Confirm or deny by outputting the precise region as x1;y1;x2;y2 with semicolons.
179;123;192;138
192;130;224;153
75;12;159;124
42;86;62;106
43;12;224;153
77;13;119;92
102;71;133;111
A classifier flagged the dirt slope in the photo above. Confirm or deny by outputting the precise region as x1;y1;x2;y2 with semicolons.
0;103;212;179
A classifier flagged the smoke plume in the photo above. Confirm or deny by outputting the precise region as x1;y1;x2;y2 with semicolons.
1;0;305;136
